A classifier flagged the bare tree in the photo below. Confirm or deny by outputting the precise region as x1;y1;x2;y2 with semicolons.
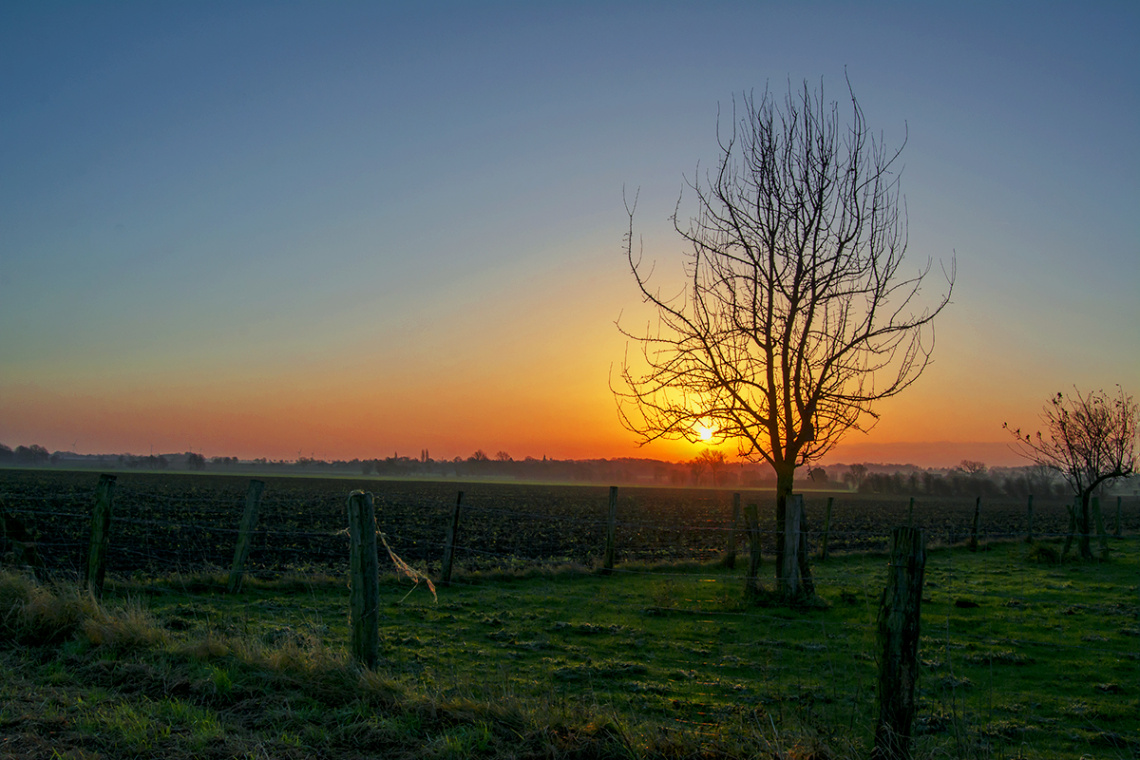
693;449;729;487
1005;386;1138;559
615;78;953;595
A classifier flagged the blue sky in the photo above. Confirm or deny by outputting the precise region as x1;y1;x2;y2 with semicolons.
2;1;1137;466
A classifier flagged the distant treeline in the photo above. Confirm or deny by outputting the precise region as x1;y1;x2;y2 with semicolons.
3;441;1128;497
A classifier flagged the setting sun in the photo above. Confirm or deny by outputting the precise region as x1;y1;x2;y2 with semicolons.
696;422;717;442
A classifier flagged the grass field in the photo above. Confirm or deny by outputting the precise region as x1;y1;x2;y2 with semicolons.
2;535;1137;759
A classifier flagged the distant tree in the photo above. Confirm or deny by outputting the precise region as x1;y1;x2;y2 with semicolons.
187;452;206;470
844;464;869;491
959;460;986;477
14;445;50;465
1006;386;1138;559
0;444;12;463
808;467;829;483
689;449;729;487
469;450;489;463
495;451;513;462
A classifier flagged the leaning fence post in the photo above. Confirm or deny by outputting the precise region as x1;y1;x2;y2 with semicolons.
968;496;981;552
439;491;463;587
85;474;116;598
1025;494;1035;543
603;486;618;575
779;494;803;598
819;496;834;560
724;493;741;569
744;502;762;598
347;490;381;669
873;526;927;760
228;479;265;594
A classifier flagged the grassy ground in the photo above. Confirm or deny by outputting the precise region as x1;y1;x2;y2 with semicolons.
2;538;1137;759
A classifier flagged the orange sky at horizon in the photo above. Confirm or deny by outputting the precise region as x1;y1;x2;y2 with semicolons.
2;6;1135;473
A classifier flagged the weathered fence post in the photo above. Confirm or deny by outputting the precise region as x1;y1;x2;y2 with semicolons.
439;491;463;587
873;526;927;760
1062;497;1078;558
724;493;741;569
1025;494;1035;543
85;474;116;598
744;502;762;598
968;496;981;552
347;490;380;669
603;486;618;575
819;496;834;560
1114;495;1123;538
1092;496;1109;561
227;479;265;594
779;494;803;598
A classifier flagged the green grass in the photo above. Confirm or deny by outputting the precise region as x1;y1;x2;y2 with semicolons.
1;538;1137;759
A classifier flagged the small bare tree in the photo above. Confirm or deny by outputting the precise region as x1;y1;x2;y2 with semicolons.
1005;386;1138;559
615;78;953;595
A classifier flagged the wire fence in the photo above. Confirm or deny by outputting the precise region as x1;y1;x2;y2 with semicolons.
2;470;1138;757
3;469;1130;583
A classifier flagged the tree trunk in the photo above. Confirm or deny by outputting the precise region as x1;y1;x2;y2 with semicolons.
774;464;794;591
773;465;814;599
1078;492;1093;560
1062;500;1077;559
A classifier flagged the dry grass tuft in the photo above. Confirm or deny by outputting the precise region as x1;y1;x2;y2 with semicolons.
81;599;168;653
1;571;97;644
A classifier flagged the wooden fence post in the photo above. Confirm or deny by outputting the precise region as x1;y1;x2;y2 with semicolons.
603;486;618;575
873;526;927;760
227;479;265;594
968;496;981;552
1114;495;1122;538
724;493;741;569
347;490;381;669
744;502;762;598
85;474;116;598
1025;494;1035;543
779;494;803;598
820;496;839;562
439;491;463;587
1092;496;1109;561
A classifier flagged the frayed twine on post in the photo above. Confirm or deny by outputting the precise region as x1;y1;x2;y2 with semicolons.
379;531;437;603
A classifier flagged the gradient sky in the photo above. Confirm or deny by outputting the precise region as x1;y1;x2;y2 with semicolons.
2;1;1138;469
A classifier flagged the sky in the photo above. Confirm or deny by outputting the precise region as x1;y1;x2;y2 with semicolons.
2;1;1138;469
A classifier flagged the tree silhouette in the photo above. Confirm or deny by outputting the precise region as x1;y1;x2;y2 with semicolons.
1006;386;1137;559
616;78;953;595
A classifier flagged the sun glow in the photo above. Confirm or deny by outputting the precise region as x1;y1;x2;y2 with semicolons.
696;422;717;442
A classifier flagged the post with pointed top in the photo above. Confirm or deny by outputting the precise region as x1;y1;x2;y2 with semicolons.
228;479;265;594
347;490;380;669
85;474;116;599
603;486;618;575
873;526;927;760
439;491;464;587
